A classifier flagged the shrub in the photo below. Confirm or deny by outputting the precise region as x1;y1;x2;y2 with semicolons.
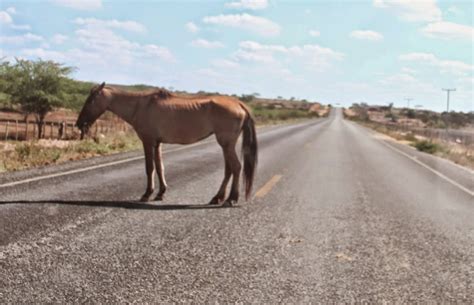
414;140;440;154
404;132;417;142
15;143;33;160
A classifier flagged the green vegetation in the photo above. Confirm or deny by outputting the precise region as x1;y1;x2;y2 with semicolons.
1;59;76;138
412;140;441;154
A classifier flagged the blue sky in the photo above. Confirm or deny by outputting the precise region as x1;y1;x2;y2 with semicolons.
0;0;472;112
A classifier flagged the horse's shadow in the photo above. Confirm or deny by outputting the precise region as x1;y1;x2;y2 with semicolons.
0;200;236;210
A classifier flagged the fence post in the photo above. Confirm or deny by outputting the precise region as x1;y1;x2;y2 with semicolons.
5;121;10;141
70;122;74;139
32;123;37;139
15;120;18;141
25;120;29;141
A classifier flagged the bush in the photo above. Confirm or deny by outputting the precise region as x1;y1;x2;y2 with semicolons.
404;132;417;142
413;140;440;154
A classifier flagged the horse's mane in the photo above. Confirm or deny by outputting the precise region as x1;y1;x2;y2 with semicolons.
106;86;173;99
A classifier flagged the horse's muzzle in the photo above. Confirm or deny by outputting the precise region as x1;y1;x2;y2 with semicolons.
77;122;89;140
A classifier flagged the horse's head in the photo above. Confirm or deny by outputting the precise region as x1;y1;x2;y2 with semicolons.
76;82;109;133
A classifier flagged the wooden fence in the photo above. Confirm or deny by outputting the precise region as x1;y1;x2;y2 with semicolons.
0;119;131;141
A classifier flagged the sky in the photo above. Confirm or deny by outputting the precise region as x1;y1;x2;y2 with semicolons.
0;0;472;112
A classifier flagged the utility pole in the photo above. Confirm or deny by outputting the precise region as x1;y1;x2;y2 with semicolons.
404;98;412;109
442;88;456;112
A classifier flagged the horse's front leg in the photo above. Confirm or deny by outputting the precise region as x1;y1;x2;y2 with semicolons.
140;142;155;202
154;143;168;201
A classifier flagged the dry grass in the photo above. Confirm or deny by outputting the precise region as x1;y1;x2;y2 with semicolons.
250;105;320;125
357;120;474;170
0;132;141;173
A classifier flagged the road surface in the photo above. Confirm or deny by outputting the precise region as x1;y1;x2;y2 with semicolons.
1;109;473;303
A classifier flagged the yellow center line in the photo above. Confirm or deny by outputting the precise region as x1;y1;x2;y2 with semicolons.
254;175;283;199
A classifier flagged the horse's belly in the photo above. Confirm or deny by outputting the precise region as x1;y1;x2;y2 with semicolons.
161;130;214;144
158;120;214;144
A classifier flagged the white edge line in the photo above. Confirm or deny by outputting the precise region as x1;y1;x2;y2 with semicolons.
357;121;474;176
379;139;474;197
347;120;474;197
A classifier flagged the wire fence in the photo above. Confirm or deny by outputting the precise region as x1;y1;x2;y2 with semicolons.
0;119;131;141
373;121;474;146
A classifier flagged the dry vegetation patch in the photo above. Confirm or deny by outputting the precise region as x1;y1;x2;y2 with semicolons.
0;132;141;173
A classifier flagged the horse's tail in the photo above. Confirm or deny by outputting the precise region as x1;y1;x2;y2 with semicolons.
240;104;258;200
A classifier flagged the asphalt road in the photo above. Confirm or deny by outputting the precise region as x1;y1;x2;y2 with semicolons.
1;109;473;303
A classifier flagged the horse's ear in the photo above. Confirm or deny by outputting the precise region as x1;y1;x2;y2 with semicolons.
99;82;106;90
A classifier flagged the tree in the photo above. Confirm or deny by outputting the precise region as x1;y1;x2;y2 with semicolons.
240;94;255;103
1;58;74;138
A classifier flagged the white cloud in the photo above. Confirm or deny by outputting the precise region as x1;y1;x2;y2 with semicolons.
203;13;280;37
212;59;240;69
233;40;344;70
401;67;416;74
309;30;320;37
381;73;417;84
143;44;175;62
378;72;439;100
196;68;221;78
20;48;68;61
61;19;174;65
400;52;473;76
185;22;199;33
21;37;174;67
73;18;146;33
51;0;102;10
0;9;30;30
447;6;462;16
421;21;473;41
191;39;225;49
373;0;441;22
51;34;68;44
5;7;16;14
10;24;31;30
350;30;384;41
0;11;13;24
0;33;44;44
234;49;274;63
225;0;268;10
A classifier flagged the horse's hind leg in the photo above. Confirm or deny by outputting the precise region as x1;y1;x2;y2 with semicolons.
154;143;167;201
209;148;231;205
140;142;155;202
223;144;241;207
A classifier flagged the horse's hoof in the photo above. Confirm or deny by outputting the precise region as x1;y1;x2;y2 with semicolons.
222;200;236;207
154;194;164;201
139;195;151;202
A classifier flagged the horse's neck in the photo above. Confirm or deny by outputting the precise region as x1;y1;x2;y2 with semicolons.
107;95;139;125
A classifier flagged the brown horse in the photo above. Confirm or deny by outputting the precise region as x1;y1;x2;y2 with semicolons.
76;82;258;206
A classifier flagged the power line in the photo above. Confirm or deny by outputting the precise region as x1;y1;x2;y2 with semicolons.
442;88;456;112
